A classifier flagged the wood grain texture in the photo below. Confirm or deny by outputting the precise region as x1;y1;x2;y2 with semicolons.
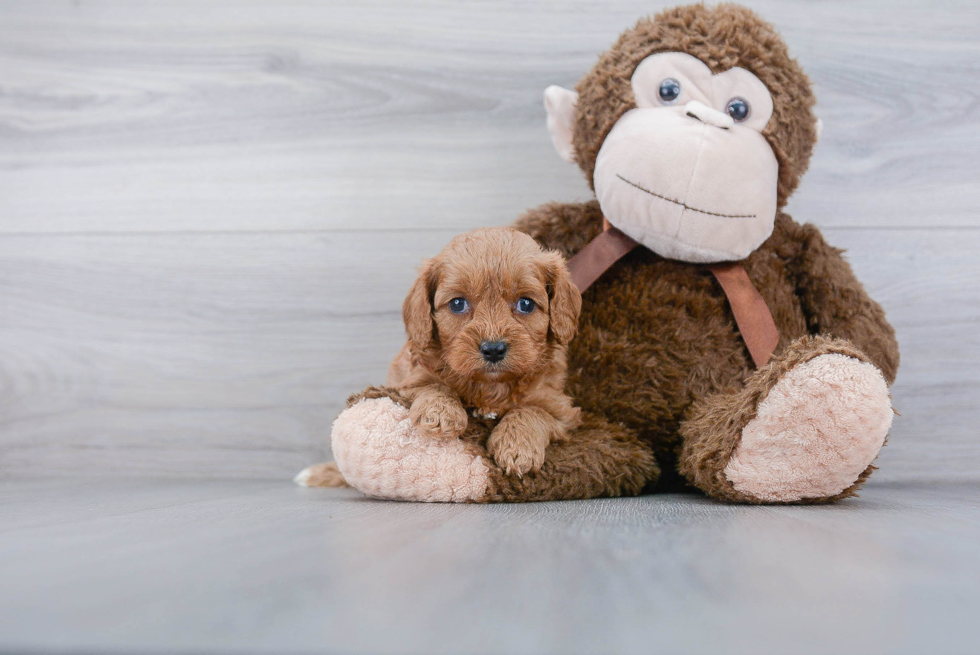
0;0;978;481
1;478;979;654
3;0;979;233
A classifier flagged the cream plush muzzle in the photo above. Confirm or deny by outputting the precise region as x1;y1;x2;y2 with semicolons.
593;104;778;262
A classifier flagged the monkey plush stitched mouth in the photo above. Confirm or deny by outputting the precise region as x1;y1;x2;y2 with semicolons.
546;51;800;263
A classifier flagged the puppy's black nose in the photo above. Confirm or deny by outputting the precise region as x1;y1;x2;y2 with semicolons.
480;340;508;363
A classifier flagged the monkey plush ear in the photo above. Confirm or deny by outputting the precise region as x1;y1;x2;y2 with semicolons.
544;85;578;163
402;260;437;354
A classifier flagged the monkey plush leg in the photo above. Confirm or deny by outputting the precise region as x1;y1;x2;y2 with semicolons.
678;336;894;504
328;388;487;502
323;386;657;503
482;414;658;503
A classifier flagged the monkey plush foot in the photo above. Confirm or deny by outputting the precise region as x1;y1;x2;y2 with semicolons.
680;336;893;503
724;352;892;502
330;394;489;502
320;386;657;503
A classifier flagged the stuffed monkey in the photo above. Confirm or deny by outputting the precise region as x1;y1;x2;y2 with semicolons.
298;4;898;504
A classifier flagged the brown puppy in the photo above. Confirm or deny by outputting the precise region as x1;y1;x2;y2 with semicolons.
390;227;582;477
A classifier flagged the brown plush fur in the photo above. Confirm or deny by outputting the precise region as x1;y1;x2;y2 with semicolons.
571;3;818;208
396;227;584;476
478;413;659;502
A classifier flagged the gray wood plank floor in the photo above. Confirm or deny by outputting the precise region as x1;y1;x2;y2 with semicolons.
1;478;979;655
1;0;979;481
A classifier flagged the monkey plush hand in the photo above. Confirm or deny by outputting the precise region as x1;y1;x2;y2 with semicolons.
301;4;899;504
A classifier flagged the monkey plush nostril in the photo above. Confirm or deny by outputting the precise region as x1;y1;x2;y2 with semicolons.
479;340;509;364
684;100;735;129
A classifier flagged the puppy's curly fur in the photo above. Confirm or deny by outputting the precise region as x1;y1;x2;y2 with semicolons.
389;227;583;476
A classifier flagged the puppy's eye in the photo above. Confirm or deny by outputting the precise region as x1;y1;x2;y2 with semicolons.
516;298;536;314
448;297;468;314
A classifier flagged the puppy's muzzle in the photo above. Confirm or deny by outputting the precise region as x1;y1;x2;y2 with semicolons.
479;340;508;364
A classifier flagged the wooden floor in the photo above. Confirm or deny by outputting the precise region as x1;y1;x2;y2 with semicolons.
1;478;979;655
2;1;980;653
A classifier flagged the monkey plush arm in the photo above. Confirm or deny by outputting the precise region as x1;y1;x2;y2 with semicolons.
512;200;604;258
786;218;900;384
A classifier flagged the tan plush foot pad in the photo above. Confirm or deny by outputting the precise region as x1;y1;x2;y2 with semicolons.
331;397;489;502
724;353;893;502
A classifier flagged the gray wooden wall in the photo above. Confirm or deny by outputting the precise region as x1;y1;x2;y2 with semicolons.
1;0;977;482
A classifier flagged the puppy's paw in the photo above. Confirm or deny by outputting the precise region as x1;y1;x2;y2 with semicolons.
409;394;468;439
487;422;548;477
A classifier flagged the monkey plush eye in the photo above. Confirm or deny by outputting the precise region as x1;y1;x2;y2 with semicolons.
516;298;536;314
726;97;750;122
448;297;469;313
658;78;682;104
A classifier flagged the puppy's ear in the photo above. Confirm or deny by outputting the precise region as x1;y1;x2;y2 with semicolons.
542;251;582;346
403;259;438;353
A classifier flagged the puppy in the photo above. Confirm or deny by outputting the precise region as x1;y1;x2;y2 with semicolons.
390;227;583;477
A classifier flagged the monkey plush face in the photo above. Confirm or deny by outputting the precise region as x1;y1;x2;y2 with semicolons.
544;4;820;263
595;52;778;262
